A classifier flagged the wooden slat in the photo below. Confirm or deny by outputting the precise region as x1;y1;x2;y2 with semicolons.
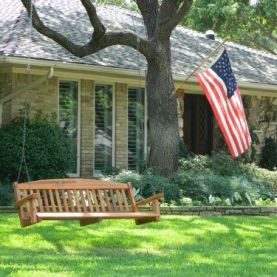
109;189;117;212
61;190;69;212
79;190;87;212
67;190;75;212
22;189;29;212
37;212;158;220
34;189;44;212
85;189;94;212
48;190;56;212
91;190;100;212
104;190;112;212
42;190;50;212
73;190;81;212
55;190;63;212
16;180;129;190
97;190;105;212
14;184;25;224
115;189;123;211
127;183;137;212
121;189;129;212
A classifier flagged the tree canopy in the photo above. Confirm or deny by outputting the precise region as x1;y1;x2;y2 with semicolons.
185;0;277;54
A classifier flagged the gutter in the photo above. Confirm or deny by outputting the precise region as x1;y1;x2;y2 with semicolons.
1;56;277;93
0;66;54;104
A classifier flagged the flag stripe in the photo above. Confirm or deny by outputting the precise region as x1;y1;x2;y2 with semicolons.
195;74;237;156
195;49;251;157
229;92;251;147
207;70;249;151
201;71;244;154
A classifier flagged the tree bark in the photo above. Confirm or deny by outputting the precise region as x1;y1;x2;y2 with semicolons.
146;39;180;175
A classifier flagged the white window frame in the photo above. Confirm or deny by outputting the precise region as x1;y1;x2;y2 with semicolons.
57;79;81;177
127;86;147;170
93;83;115;176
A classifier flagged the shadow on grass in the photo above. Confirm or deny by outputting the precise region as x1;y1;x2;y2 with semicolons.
0;214;277;276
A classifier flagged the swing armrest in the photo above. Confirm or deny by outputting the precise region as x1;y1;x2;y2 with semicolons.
136;193;164;206
16;193;39;209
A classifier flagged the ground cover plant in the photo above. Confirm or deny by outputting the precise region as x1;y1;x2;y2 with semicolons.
110;152;277;206
0;214;276;276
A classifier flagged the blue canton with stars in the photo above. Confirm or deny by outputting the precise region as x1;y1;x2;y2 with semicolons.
211;49;237;98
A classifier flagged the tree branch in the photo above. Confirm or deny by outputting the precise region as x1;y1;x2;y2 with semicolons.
135;0;159;38
157;0;193;39
20;0;154;59
79;0;106;39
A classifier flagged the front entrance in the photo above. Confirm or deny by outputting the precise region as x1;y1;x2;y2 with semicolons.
183;94;213;155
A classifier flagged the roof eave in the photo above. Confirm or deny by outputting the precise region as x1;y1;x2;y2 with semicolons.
1;56;277;94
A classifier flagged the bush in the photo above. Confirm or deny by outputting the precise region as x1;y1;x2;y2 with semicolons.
109;169;180;202
106;152;277;206
177;152;277;205
0;110;73;183
0;180;14;206
260;138;277;170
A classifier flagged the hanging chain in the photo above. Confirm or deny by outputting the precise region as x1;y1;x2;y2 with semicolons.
17;0;33;183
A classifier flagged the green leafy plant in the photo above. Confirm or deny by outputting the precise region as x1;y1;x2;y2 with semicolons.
0;109;73;183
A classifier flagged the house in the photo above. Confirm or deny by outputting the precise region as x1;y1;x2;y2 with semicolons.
1;0;277;177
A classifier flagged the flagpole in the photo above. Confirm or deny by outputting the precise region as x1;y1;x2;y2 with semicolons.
175;39;228;92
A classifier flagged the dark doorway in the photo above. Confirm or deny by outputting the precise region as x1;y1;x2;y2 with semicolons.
183;94;213;155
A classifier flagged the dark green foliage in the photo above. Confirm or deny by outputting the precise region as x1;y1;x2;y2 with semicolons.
260;138;277;170
0;110;73;183
110;152;277;206
111;169;180;202
185;0;277;55
0;180;14;206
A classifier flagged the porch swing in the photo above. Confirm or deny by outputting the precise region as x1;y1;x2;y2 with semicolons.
13;1;163;228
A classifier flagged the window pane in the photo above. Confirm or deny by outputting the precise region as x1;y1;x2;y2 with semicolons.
128;88;145;171
59;81;78;174
95;84;113;175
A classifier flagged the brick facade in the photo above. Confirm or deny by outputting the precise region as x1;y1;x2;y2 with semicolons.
115;83;128;170
1;71;276;177
80;80;94;177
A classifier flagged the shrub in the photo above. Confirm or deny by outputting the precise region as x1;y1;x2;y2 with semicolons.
0;180;14;206
110;169;180;202
0;110;73;183
260;138;277;170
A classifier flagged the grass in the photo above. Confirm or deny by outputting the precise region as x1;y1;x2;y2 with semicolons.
0;214;277;277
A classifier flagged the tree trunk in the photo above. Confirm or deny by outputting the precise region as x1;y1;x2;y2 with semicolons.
146;39;180;175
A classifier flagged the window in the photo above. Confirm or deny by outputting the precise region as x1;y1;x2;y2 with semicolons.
94;84;113;175
59;81;79;175
128;87;145;171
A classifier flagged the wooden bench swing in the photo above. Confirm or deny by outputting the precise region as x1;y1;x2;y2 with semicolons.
14;178;163;228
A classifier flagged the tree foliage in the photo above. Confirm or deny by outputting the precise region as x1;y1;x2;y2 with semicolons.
185;0;277;54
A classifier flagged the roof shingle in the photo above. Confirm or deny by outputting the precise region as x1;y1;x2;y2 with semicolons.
1;0;276;85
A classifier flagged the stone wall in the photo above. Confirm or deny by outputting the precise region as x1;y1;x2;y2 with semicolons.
243;95;277;161
176;92;277;158
2;205;277;215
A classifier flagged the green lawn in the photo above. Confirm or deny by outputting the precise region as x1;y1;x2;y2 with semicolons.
0;214;277;277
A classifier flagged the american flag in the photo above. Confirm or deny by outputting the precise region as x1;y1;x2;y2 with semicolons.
195;49;251;157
